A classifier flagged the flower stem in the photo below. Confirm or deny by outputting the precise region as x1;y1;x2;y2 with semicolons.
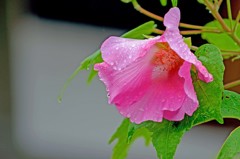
233;11;240;34
204;0;231;31
204;0;240;46
190;46;198;51
132;0;163;21
226;0;233;29
131;0;217;30
224;80;240;89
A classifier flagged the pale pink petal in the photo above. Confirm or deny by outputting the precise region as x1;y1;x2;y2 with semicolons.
100;36;161;70
163;7;180;30
163;7;213;82
94;55;153;107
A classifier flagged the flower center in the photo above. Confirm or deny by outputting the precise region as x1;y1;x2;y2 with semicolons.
151;42;184;72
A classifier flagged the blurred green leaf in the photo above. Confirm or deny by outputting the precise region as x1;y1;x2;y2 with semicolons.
121;0;132;3
197;0;204;4
217;126;240;159
160;0;167;6
202;19;240;51
183;37;192;48
171;0;178;7
109;119;152;159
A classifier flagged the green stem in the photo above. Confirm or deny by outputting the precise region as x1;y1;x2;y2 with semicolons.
233;11;240;34
204;0;231;31
224;80;240;89
190;46;198;51
221;50;240;56
204;0;240;46
226;0;233;29
154;28;222;35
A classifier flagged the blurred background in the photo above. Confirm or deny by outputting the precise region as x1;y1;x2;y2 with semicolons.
0;0;239;158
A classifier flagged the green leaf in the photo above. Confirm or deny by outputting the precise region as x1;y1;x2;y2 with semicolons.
197;0;204;4
221;90;240;120
183;37;192;48
217;126;240;159
121;0;132;3
171;0;178;7
109;119;152;159
121;21;157;39
145;120;188;159
192;44;224;125
202;19;240;51
160;0;167;6
58;21;156;102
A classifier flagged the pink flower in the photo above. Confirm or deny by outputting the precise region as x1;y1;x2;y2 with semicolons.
94;7;213;124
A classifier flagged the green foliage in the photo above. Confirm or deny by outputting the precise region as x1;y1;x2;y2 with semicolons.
202;19;240;51
159;0;178;7
221;90;240;120
109;119;152;159
160;0;167;6
217;126;240;159
197;0;204;4
58;21;156;102
171;0;178;7
197;0;214;5
183;37;192;48
192;44;224;125
141;120;189;159
121;0;132;3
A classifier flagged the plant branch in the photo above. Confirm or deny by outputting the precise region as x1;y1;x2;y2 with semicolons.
203;0;240;46
131;0;218;30
226;0;233;29
233;11;240;34
153;28;222;35
204;0;231;31
224;80;240;89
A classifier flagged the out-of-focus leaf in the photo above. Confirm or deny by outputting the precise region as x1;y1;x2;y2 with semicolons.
109;119;152;159
183;37;192;48
160;0;167;6
217;126;240;159
121;0;132;3
202;19;240;51
171;0;178;7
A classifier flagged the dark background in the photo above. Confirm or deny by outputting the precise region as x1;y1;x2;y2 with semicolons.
27;0;217;46
28;0;213;29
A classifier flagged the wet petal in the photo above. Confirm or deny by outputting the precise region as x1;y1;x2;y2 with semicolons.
163;7;213;82
164;62;198;121
163;7;180;30
117;69;191;124
94;56;152;107
100;36;161;70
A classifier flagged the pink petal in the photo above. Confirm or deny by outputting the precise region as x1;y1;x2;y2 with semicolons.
94;55;153;107
100;36;161;70
163;62;198;121
117;68;193;124
163;7;213;83
163;7;180;30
